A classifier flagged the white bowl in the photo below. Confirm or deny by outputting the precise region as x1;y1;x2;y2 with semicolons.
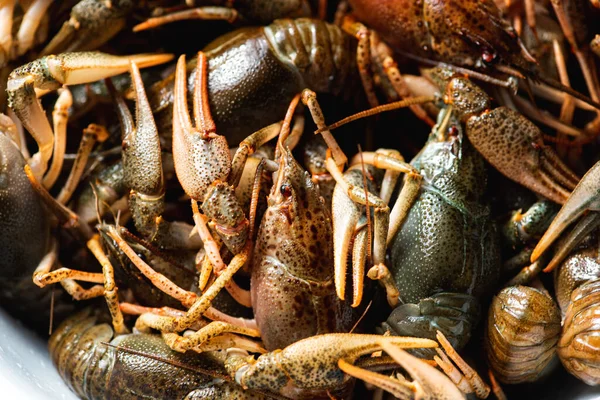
0;307;77;400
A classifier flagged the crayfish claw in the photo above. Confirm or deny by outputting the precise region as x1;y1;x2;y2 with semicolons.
226;333;439;398
532;160;600;266
434;331;490;398
40;0;134;56
465;106;577;205
6;51;172;181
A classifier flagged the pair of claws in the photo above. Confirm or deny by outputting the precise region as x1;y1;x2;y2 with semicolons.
16;48;327;355
7;50;491;400
319;81;583;308
9;47;581;398
222;330;489;399
531;159;600;272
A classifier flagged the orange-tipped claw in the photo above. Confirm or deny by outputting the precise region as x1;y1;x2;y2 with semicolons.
337;338;465;400
228;333;439;398
172;51;231;201
330;173;363;303
531;161;600;269
7;52;172;180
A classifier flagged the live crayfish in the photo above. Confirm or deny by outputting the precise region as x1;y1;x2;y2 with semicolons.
7;62;474;400
2;0;600;399
312;104;493;396
342;0;600;108
51;307;477;399
146;17;354;147
313;65;581;356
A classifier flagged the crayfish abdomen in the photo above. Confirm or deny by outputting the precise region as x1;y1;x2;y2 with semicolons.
150;18;353;146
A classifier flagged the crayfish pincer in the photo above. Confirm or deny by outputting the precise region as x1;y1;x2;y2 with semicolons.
225;333;442;399
318;87;500;355
49;308;269;399
439;72;580;206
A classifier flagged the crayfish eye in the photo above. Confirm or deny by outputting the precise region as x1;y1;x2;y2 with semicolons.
448;126;459;137
481;50;497;66
280;183;292;197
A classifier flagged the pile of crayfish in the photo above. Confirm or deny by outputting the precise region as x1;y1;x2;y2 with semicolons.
1;0;600;399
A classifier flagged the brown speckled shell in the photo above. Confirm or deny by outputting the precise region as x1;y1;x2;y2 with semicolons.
48;309;264;399
251;149;350;351
348;0;530;69
486;286;561;384
558;278;600;385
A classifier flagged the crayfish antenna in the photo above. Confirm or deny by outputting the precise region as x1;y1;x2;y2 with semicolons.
315;96;435;133
530;69;600;110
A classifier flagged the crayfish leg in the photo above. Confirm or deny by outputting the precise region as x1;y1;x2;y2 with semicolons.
133;6;239;32
135;243;252;338
434;331;490;399
339;338;466;400
161;321;261;353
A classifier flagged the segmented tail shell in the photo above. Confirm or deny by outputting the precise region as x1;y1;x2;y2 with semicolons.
558;277;600;385
48;308;236;399
48;308;114;399
486;286;561;384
